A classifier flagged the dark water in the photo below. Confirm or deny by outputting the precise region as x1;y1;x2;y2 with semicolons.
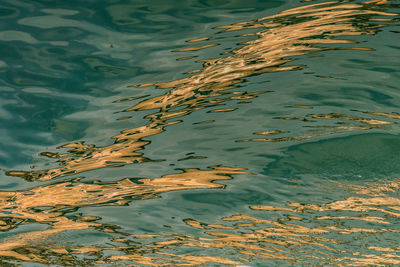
0;0;399;265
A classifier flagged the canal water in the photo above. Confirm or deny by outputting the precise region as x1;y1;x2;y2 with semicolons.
0;0;399;265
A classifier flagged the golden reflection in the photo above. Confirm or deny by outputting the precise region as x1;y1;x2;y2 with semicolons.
1;0;400;266
77;178;400;266
0;166;248;264
6;0;398;182
238;112;398;142
3;161;400;263
172;43;219;52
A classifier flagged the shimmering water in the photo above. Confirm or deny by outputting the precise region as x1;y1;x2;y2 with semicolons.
0;0;399;265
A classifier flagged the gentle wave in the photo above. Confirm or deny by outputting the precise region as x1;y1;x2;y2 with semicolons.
0;0;399;265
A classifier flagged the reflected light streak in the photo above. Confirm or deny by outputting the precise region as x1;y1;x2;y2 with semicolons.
6;0;398;182
1;0;399;265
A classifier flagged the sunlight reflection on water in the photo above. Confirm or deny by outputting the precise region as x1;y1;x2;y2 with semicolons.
0;0;400;265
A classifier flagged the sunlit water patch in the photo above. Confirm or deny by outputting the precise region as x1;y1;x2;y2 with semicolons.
0;0;399;265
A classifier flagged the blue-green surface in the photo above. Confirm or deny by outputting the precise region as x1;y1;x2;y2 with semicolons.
0;0;399;265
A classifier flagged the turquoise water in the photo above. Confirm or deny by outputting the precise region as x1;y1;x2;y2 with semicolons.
0;0;399;265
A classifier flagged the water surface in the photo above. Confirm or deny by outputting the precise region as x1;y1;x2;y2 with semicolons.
0;0;400;265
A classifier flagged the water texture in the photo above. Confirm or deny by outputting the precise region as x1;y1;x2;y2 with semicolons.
0;0;399;265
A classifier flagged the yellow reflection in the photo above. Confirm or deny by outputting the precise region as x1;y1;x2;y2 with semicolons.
1;0;399;266
89;177;400;266
0;166;248;264
237;112;397;142
6;0;397;182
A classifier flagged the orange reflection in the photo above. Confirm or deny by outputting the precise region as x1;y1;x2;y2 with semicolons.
238;112;398;142
0;166;248;264
6;0;397;182
94;178;400;266
1;0;399;265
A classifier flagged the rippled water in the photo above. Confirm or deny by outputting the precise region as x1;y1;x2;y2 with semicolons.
0;0;400;265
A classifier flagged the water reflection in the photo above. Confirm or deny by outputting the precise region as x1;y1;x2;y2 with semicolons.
3;175;400;265
237;112;396;142
7;0;398;182
0;166;248;264
104;177;400;266
1;0;400;265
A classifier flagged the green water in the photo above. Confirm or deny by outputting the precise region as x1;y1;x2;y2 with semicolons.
0;0;399;265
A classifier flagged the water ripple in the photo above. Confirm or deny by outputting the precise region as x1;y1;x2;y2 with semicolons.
0;0;400;265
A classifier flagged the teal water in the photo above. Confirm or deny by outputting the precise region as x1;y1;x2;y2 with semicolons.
0;0;399;265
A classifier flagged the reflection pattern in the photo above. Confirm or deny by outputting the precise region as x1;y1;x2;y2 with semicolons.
2;0;400;265
6;0;397;182
2;178;400;265
0;166;248;265
120;178;400;266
